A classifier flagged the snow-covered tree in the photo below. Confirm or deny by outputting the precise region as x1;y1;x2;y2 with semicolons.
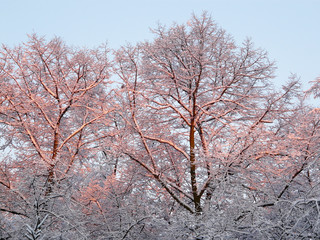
0;35;113;238
113;13;300;216
1;13;319;240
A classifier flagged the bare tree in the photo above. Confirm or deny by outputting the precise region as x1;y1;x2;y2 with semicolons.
112;13;301;215
0;14;319;240
0;35;113;238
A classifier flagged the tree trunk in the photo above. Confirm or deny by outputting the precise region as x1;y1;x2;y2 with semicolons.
190;120;202;214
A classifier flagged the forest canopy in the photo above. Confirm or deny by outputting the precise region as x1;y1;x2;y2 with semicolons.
0;13;320;239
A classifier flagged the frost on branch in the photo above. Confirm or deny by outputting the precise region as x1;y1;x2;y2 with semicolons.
306;77;320;99
25;215;48;240
1;13;320;239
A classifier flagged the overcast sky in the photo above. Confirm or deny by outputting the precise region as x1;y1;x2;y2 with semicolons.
1;0;319;93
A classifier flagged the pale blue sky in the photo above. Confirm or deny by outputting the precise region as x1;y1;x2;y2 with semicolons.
1;0;319;92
